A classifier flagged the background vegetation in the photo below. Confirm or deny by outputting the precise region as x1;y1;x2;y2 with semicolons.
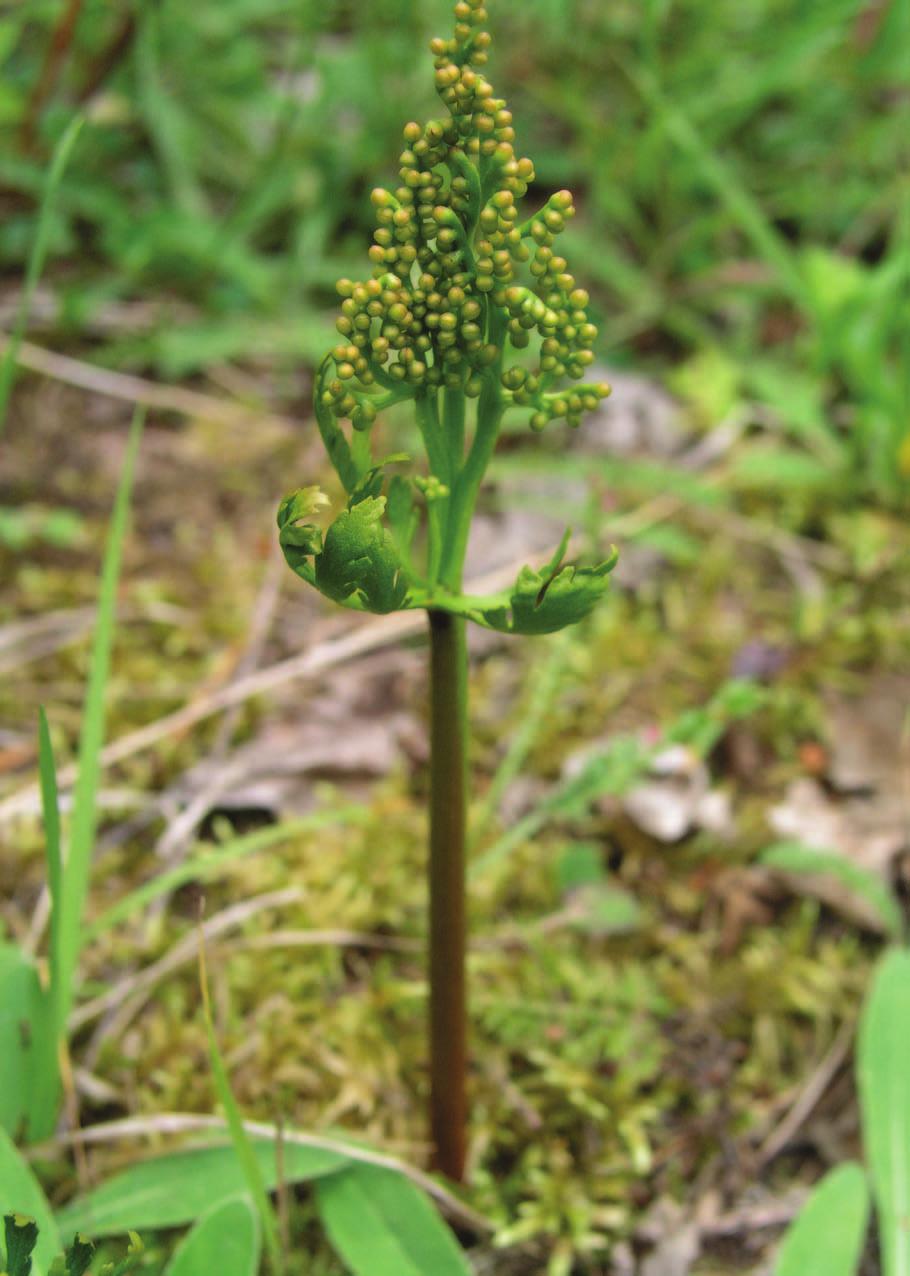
1;1;909;1273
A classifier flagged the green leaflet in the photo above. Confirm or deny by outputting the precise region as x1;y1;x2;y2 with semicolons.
465;533;618;635
316;496;410;613
480;557;617;635
279;488;617;632
278;486;412;615
276;485;328;587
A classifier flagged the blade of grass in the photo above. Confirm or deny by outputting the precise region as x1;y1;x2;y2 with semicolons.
134;8;206;218
37;707;62;1018
198;927;283;1276
618;62;811;315
0;114;84;435
33;708;64;1132
56;408;144;1030
469;634;569;849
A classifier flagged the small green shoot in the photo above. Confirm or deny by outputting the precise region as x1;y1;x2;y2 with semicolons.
197;928;283;1275
0;115;84;436
55;408;144;1036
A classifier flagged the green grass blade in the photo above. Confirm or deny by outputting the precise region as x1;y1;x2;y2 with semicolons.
37;708;62;1025
621;64;811;314
773;1162;869;1276
134;9;206;218
0;115;84;435
469;635;568;848
28;707;65;1137
199;938;283;1275
859;948;910;1276
57;408;144;1030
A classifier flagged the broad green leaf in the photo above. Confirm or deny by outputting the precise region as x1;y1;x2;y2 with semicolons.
0;946;56;1143
164;1198;259;1276
316;1164;470;1276
0;1128;60;1276
760;842;902;939
773;1163;869;1276
859;949;910;1276
56;1142;347;1239
501;559;616;636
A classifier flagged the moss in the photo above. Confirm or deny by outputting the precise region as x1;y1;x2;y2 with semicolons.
4;381;908;1274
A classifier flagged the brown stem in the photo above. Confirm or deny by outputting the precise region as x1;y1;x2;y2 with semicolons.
21;0;85;152
427;608;468;1182
75;11;138;108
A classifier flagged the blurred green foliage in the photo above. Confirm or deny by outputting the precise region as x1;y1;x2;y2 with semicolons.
1;0;908;497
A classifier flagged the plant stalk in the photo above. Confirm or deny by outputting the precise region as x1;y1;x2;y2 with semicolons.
427;607;468;1182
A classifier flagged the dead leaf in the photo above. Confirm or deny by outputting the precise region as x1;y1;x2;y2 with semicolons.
623;746;733;843
768;777;905;932
825;675;910;797
639;1200;702;1276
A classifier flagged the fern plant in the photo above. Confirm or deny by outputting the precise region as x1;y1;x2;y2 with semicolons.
277;0;615;1181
